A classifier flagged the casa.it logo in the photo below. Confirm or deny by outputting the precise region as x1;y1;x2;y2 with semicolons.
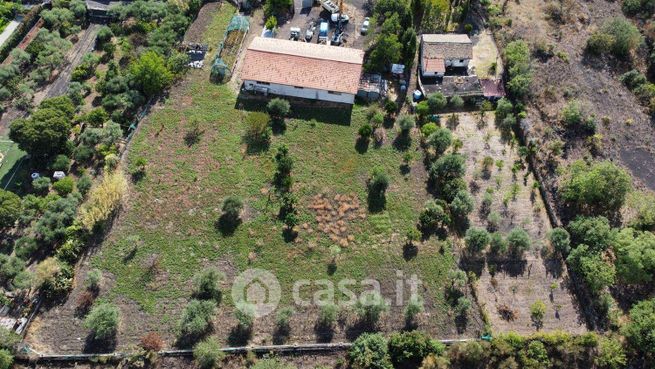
231;268;281;318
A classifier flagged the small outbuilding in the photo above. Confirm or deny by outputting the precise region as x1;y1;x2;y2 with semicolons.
241;37;364;104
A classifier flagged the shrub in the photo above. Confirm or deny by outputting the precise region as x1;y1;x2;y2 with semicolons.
85;269;102;290
507;228;531;255
318;303;338;329
192;268;224;301
77;174;92;196
349;333;392;369
404;295;424;327
368;167;389;196
426;128;452;156
0;189;20;229
465;227;490;253
50;154;71;171
568;216;613;253
421;123;438;137
489;232;508;254
419;200;450;231
549;228;571;255
140;332;163;352
235;302;256;330
78;171;127;230
397;115;415;132
0;255;24;285
179;299;217;337
267;98;290;121
276;307;294;331
359;123;373;138
567;244;616;294
587;17;641;58
450;190;474;220
595;337;626;369
561;100;583;127
388;331;444;368
221;195;243;228
84;303;120;340
355;292;388;325
0;349;12;369
623;298;655;357
32;177;51;194
245;111;271;148
561;160;631;215
530;300;546;325
450;94;464;108
52;176;74;196
194;337;225;369
427;93;447;112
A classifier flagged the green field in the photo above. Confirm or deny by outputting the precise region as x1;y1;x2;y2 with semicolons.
90;3;470;342
0;138;27;191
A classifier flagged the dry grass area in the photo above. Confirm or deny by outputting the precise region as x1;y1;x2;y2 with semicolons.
493;0;655;194
453;112;586;334
471;30;503;79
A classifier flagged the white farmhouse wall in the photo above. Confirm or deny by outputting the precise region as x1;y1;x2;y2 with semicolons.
445;59;469;68
244;81;355;104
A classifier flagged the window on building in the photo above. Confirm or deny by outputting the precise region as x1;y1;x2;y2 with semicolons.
327;91;342;95
256;81;270;85
294;86;304;89
459;59;464;63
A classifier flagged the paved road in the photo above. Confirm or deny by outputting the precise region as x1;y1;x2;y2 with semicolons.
0;17;22;48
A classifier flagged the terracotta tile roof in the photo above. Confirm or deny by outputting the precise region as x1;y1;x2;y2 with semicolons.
422;57;445;73
241;37;364;94
422;34;473;60
480;79;506;97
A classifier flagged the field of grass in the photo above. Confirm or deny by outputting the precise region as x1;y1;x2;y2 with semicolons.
81;3;476;347
0;138;27;191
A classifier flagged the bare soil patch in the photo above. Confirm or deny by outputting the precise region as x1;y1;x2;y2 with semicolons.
453;112;586;334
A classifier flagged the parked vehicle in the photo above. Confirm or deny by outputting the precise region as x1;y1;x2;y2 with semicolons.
330;13;349;23
361;17;370;34
290;27;301;40
320;0;339;13
318;21;329;43
305;27;314;41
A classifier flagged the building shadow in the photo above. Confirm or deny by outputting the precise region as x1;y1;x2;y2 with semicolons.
235;92;353;126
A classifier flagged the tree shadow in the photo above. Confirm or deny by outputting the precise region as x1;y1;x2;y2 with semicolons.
403;243;418;261
455;313;469;334
367;191;386;213
215;214;241;236
243;135;270;155
271;119;287;135
382;116;395;129
326;261;337;275
399;162;411;176
345;319;377;341
393;132;412;151
459;254;485;277
83;333;117;354
228;325;252;346
314;322;335;343
282;227;298;243
544;257;563;278
184;127;204;147
355;137;370;154
272;325;290;345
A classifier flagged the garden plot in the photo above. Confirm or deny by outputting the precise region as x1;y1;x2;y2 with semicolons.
453;112;586;334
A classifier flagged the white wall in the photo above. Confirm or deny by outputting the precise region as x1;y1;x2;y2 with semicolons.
445;59;469;68
244;81;355;104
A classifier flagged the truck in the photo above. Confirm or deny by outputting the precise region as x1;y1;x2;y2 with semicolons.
320;0;339;13
318;21;329;43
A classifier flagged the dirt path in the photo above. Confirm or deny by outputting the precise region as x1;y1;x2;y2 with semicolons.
41;24;101;100
0;24;99;136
